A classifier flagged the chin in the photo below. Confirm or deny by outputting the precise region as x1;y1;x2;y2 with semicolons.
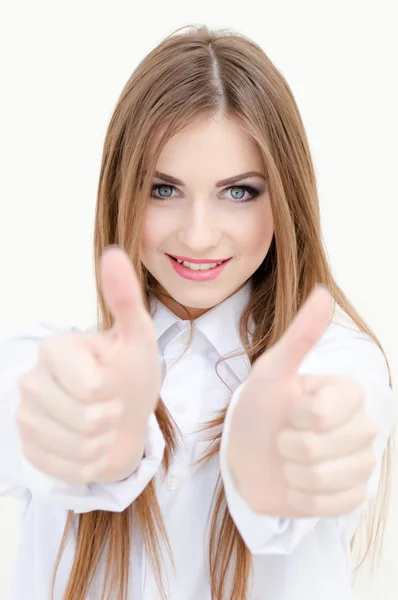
172;288;229;309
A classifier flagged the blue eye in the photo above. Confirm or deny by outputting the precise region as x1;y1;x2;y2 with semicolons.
151;184;261;203
151;184;177;199
227;185;261;203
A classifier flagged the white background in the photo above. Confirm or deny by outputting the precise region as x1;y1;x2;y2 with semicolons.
0;1;397;598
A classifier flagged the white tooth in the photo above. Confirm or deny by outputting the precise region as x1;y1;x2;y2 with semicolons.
180;262;219;271
184;262;200;270
174;257;226;268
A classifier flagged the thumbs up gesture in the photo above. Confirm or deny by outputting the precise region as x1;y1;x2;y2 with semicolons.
227;285;378;518
16;246;161;485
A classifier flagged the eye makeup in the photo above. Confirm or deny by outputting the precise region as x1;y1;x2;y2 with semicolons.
151;183;262;203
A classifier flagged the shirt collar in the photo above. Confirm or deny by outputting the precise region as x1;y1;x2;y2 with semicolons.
150;280;253;382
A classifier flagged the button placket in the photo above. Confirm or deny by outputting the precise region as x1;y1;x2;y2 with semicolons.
165;476;178;491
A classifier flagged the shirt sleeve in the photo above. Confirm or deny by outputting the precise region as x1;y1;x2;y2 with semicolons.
0;322;165;513
219;324;397;555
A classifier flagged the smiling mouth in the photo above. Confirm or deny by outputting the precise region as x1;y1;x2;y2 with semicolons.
167;254;231;271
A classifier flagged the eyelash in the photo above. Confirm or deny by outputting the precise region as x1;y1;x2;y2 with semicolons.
151;184;261;204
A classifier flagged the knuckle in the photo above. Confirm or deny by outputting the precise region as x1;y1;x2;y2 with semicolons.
299;435;319;461
38;336;65;366
85;378;103;396
311;407;329;432
80;440;100;462
81;420;97;437
18;371;40;397
15;407;34;433
305;494;321;515
309;464;328;488
81;414;102;437
79;377;104;402
308;393;330;431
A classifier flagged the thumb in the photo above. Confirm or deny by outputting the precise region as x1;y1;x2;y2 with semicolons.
253;284;333;379
99;245;145;344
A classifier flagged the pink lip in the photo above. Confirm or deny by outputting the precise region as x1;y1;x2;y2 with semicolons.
167;255;231;281
167;254;230;264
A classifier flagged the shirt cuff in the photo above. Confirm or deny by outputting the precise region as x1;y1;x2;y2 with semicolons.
220;381;318;555
21;412;165;513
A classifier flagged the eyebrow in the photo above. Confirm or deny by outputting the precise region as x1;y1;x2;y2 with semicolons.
153;170;266;187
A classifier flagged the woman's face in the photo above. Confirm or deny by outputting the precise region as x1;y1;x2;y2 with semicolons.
141;115;274;319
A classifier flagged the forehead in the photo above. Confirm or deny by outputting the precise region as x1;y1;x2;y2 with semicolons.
148;115;264;181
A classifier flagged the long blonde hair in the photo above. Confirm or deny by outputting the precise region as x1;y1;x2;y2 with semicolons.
52;24;393;600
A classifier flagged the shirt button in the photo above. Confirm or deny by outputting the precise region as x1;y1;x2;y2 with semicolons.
173;403;185;414
166;476;178;491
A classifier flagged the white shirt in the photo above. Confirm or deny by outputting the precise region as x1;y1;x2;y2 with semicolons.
0;281;396;600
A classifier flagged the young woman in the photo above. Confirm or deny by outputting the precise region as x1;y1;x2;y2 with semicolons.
0;24;396;600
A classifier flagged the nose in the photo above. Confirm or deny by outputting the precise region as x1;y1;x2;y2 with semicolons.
176;200;221;255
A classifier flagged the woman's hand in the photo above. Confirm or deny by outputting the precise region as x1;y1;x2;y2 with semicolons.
227;286;378;517
16;246;161;485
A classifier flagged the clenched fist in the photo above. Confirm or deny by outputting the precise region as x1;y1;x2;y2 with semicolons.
16;246;161;485
227;285;378;518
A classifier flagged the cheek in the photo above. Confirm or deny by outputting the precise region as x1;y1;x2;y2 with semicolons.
237;203;274;254
141;207;168;254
